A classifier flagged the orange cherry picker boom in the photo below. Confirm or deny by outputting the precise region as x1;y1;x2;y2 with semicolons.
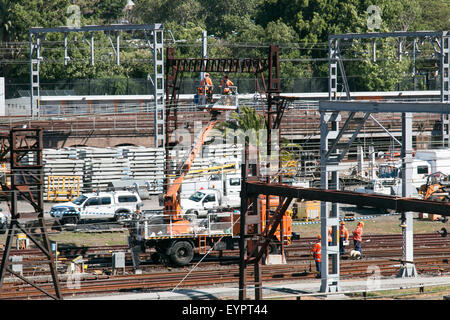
128;46;297;268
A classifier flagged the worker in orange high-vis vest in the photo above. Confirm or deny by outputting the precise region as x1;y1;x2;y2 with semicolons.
339;221;349;255
328;226;332;245
352;221;364;258
220;75;234;95
198;73;214;104
312;235;322;278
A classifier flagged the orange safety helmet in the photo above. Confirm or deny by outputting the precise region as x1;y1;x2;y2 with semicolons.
358;221;364;227
340;221;345;225
317;235;321;240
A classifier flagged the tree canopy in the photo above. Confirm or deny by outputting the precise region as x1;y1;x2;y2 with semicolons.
0;0;448;92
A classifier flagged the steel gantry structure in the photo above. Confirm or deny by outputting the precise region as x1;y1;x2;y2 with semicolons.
328;31;450;145
0;127;62;299
164;44;297;300
320;31;450;293
29;24;165;148
318;100;450;292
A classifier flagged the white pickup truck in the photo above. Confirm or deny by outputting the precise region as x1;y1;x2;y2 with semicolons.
50;191;143;224
180;189;240;217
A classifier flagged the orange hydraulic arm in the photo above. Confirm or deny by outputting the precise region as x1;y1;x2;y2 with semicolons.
164;120;218;219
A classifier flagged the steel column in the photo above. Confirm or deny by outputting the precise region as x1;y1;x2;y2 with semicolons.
320;112;341;293
399;113;417;277
29;33;40;120
153;27;165;148
441;33;450;146
329;39;338;100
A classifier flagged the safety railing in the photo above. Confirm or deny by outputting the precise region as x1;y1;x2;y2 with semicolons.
143;212;234;239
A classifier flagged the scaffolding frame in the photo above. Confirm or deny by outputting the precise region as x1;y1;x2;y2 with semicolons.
29;24;165;147
319;99;450;292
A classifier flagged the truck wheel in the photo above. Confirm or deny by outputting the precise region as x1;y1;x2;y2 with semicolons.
186;210;199;219
62;216;78;225
169;241;194;266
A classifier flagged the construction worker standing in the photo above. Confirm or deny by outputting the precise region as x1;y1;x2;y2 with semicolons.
198;73;214;104
328;226;332;245
220;75;234;95
312;235;322;278
352;221;364;259
339;221;349;255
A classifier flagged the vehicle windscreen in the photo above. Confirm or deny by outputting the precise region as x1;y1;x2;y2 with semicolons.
73;195;88;205
189;191;205;202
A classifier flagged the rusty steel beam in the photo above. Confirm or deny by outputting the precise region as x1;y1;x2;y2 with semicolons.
0;127;63;300
247;197;293;265
169;58;269;74
246;182;450;216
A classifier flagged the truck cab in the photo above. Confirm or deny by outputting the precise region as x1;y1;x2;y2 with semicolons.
180;189;222;217
50;190;143;224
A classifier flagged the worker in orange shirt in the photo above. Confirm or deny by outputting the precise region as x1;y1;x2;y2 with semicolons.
339;221;349;255
328;226;332;245
312;235;322;278
352;221;364;258
198;73;214;104
220;75;234;95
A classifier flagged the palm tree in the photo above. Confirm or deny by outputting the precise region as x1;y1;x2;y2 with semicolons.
219;105;303;177
217;105;266;146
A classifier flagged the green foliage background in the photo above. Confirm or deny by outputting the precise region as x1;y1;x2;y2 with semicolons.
0;0;448;92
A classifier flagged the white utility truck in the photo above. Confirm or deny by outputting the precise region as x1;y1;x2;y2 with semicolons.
50;190;143;224
180;172;241;217
415;149;450;174
180;188;240;217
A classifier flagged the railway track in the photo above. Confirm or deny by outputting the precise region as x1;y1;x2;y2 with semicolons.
0;233;448;299
0;255;448;300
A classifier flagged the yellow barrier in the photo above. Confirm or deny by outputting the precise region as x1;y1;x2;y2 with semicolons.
47;176;80;202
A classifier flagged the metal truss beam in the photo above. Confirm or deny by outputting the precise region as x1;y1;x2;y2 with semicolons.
246;182;450;216
29;24;164;34
328;31;449;146
28;23;165;135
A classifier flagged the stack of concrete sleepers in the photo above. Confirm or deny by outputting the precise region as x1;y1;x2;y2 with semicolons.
190;144;242;171
122;146;165;194
80;147;132;192
42;148;84;198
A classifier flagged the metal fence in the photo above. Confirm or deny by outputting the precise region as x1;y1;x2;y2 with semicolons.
5;76;440;98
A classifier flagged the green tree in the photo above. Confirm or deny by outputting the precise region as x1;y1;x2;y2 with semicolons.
0;0;13;42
